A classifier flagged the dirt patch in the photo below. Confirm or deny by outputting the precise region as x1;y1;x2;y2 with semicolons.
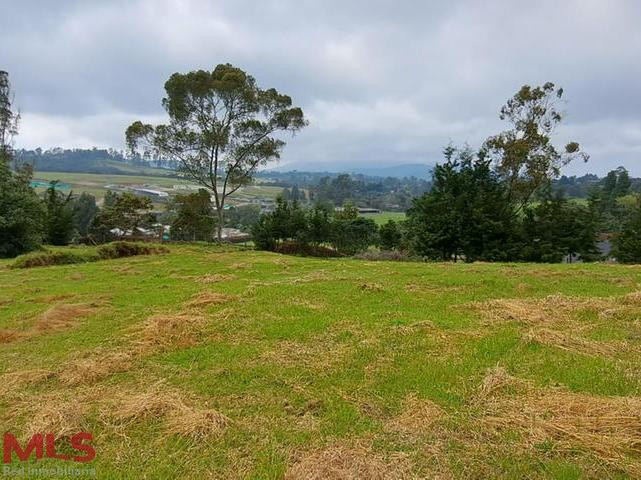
59;351;133;385
184;291;235;308
285;443;414;480
385;394;444;437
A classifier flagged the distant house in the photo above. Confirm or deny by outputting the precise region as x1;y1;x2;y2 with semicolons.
334;207;381;214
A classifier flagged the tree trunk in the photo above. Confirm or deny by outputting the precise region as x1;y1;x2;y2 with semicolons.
216;208;224;243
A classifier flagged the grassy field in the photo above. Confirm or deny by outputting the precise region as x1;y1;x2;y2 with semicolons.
1;245;641;478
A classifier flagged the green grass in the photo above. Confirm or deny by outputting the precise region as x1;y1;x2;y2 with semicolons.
1;246;640;478
360;210;406;225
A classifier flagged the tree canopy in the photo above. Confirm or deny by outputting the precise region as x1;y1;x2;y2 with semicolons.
126;63;307;241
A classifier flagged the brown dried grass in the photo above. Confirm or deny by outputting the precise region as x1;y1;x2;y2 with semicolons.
22;391;97;439
471;294;611;327
0;329;22;344
259;338;352;370
197;274;236;284
476;367;641;475
184;291;235;308
36;303;103;332
385;394;444;437
134;313;206;352
285;443;414;480
106;383;229;439
476;366;519;398
59;351;133;385
484;390;641;475
523;328;623;357
0;369;55;396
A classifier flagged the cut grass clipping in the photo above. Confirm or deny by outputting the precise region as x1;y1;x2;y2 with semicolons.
11;241;168;269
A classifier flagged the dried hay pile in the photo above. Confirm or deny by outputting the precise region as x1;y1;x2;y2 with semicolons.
134;313;206;352
476;367;641;475
105;383;229;440
385;394;444;437
285;443;413;480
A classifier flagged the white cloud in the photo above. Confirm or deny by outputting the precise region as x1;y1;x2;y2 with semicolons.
2;0;640;175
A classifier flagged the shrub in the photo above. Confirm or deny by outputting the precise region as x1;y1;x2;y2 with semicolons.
11;250;97;269
12;242;168;268
97;241;169;259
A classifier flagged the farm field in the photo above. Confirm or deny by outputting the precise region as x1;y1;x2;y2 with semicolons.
1;245;641;478
30;171;284;205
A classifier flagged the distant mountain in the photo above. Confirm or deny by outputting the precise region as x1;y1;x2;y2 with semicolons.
348;163;433;179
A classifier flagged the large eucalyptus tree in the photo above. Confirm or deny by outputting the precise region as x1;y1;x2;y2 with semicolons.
126;64;307;241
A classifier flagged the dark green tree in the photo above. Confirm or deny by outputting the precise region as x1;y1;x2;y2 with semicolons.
169;189;216;241
72;192;99;236
0;71;45;257
91;193;155;241
224;204;261;230
0;160;45;257
44;181;75;245
612;195;641;263
379;220;402;250
304;203;332;246
406;146;517;261
520;192;599;262
126;63;307;242
330;217;379;255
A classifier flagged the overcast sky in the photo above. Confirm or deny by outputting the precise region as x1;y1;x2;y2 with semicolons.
2;0;640;175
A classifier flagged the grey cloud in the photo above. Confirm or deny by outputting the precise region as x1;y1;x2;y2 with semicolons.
1;0;640;175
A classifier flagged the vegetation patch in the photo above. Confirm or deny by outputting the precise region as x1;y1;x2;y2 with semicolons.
59;350;133;386
134;313;207;352
104;382;229;440
11;242;168;269
482;387;641;475
284;442;414;480
184;291;236;308
0;369;55;396
385;394;445;438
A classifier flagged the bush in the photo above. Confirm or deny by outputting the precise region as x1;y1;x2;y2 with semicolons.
11;242;168;268
11;250;98;268
97;241;168;259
